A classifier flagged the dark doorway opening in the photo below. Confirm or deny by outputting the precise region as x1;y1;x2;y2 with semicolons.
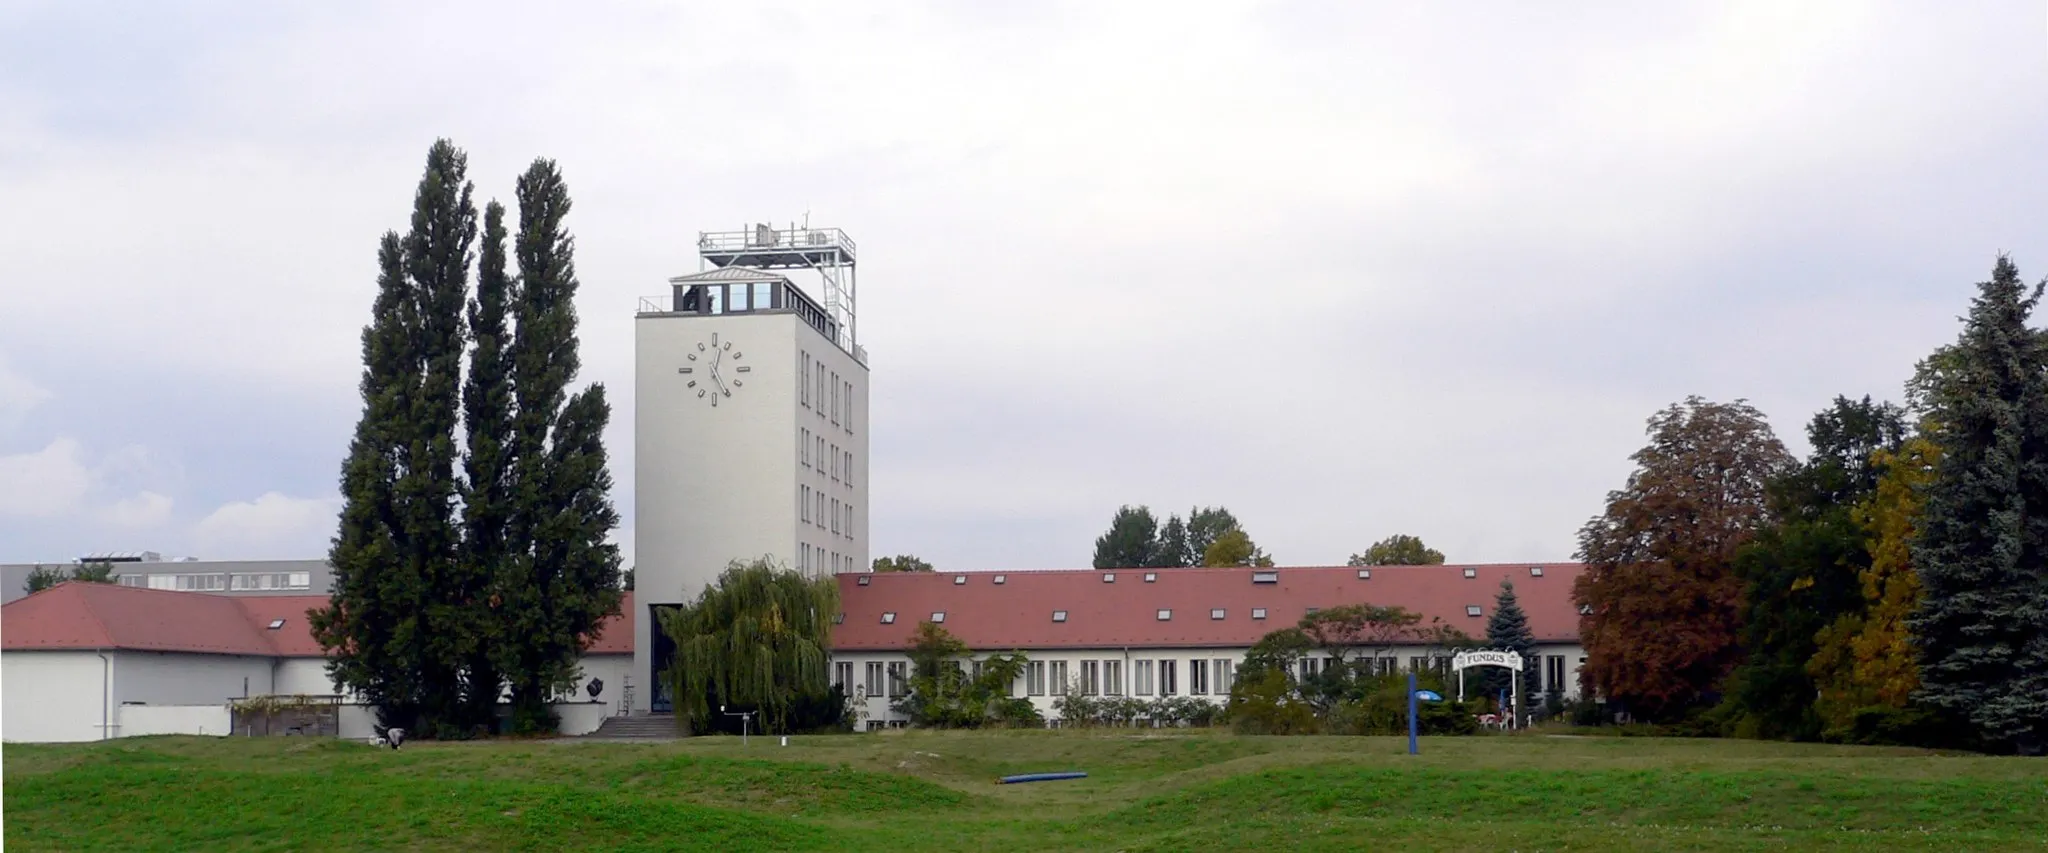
650;603;681;713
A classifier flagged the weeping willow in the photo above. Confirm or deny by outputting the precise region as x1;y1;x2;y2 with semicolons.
657;557;839;735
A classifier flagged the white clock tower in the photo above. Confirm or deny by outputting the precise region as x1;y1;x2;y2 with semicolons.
631;223;868;714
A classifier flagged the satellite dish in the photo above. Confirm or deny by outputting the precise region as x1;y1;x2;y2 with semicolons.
587;678;604;699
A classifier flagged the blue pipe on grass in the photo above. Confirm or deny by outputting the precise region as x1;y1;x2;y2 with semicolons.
998;772;1088;784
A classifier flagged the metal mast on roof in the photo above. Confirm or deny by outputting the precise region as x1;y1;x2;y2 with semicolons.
696;220;861;362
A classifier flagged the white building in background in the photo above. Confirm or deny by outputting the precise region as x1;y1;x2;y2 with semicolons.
0;555;331;605
632;223;869;715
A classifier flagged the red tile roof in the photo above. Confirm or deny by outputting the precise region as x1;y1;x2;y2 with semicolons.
2;583;636;657
829;563;1585;652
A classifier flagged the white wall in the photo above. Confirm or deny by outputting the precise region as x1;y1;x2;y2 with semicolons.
120;704;231;737
274;657;342;696
2;650;112;742
553;702;611;736
832;643;1591;728
564;654;632;717
114;652;274;706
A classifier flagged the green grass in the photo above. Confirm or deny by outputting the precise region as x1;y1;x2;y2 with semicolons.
7;729;2048;851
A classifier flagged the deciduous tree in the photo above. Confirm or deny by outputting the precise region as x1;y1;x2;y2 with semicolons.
657;558;837;736
1348;534;1446;566
872;555;935;573
1573;396;1792;722
1909;254;2048;755
1201;528;1274;567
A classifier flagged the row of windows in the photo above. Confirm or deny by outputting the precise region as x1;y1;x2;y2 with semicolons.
122;572;313;592
828;655;1588;701
800;544;861;578
801;485;857;542
800;351;856;436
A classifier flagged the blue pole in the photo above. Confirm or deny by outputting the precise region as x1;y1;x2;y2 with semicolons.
1407;671;1418;755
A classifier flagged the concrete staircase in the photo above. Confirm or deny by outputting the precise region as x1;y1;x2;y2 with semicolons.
586;713;680;739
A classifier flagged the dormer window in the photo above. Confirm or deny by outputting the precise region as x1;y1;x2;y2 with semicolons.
1251;571;1278;584
1157;609;1172;621
1144;573;1157;583
1210;608;1225;620
1305;607;1320;616
857;575;871;586
1466;605;1483;617
953;575;967;585
833;613;845;624
930;612;946;623
992;574;1006;584
1052;610;1068;623
1462;567;1477;579
1252;608;1268;620
267;618;286;630
1530;566;1545;577
1357;569;1371;580
1102;573;1116;583
881;612;896;624
1580;604;1594;615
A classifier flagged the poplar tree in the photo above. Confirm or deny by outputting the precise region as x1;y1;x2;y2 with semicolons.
1092;505;1159;569
313;232;424;727
457;200;515;728
496;158;623;731
1910;254;2048;755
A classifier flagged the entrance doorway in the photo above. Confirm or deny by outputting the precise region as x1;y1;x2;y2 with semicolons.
650;604;681;713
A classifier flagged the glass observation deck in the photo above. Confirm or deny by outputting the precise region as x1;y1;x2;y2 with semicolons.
638;267;865;364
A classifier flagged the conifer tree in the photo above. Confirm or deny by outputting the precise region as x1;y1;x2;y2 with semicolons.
1092;505;1159;569
1910;254;2048;755
1150;514;1191;568
457;199;515;728
1484;579;1536;713
496;158;623;731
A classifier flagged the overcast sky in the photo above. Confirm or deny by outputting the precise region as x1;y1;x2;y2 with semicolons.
2;1;2044;571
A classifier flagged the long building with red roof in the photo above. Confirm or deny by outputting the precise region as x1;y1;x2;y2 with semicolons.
3;561;1587;740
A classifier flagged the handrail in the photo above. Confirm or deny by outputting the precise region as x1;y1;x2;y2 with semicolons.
697;226;857;258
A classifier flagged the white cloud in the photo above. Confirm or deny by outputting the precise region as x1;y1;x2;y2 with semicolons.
0;438;91;517
0;354;52;430
193;492;341;560
99;490;173;528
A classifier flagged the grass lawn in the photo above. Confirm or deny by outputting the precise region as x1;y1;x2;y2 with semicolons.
6;728;2047;851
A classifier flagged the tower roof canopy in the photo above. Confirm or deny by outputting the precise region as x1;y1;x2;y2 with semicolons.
667;266;790;285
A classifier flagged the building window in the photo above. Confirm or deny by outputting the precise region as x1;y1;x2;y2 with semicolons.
801;485;811;522
818;436;826;473
1156;609;1172;621
1027;661;1047;696
843;380;852;429
865;662;885;697
845;451;853;486
831;372;840;425
1580;604;1593;615
801;354;811;407
856;574;870;586
1190;660;1209;695
1159;660;1178;696
1102;573;1115;583
833;662;853;688
1144;572;1157;583
832;499;840;535
848;503;856;537
1466;605;1483;617
930;611;946;623
1213;660;1235;693
992;574;1006;584
1210;608;1225;620
1103;660;1123;696
1081;661;1099;696
1049;661;1069;695
801;428;810;466
953;575;968;585
881;611;896;624
886;662;908;698
1530;566;1545;577
175;574;226;591
1463;567;1478;578
831;444;840;480
1357;569;1371;580
1252;571;1278;584
1252;607;1267;620
1134;660;1154;696
1051;610;1068;623
817;493;826;529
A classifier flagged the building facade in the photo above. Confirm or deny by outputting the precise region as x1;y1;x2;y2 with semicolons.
2;555;332;605
633;225;869;714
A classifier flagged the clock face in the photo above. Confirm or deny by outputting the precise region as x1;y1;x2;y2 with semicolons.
676;332;750;407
